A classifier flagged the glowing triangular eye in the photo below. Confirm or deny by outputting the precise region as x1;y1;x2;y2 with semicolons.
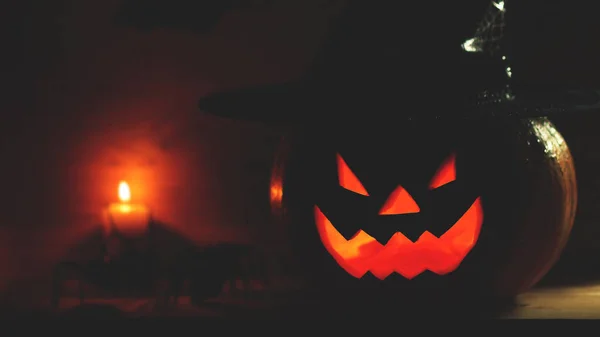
379;185;420;215
337;154;369;196
429;154;456;189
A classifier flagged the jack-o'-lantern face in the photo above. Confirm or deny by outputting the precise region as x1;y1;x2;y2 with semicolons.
314;153;484;280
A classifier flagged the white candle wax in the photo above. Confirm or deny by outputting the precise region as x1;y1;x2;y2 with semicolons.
104;203;151;236
103;181;151;236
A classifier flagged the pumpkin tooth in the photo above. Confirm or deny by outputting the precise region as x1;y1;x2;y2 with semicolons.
349;230;363;240
386;232;412;244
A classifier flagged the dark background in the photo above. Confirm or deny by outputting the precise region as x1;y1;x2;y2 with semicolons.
1;0;599;306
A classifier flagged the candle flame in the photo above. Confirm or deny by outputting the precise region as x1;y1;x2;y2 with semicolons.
118;181;131;202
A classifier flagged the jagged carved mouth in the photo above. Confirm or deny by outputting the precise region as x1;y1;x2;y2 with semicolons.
314;197;483;280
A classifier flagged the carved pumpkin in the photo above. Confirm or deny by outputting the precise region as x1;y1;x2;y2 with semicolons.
315;152;483;280
270;118;577;303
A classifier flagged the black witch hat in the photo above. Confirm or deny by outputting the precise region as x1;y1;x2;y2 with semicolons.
198;0;600;124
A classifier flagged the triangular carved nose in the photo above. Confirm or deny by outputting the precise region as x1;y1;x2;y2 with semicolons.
379;185;420;215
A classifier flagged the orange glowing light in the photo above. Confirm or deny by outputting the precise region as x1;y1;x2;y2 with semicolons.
379;185;420;215
337;154;369;196
429;154;456;189
315;153;483;280
315;198;483;280
105;180;151;236
270;184;283;204
118;181;131;202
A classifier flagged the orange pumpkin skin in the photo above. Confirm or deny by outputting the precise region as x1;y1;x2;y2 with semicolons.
270;118;577;307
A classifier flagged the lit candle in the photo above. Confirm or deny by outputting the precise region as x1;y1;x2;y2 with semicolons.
103;181;151;236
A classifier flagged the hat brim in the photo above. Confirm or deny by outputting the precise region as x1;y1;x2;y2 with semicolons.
198;81;600;125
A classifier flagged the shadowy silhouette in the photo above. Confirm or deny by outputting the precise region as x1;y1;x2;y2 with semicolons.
52;220;268;313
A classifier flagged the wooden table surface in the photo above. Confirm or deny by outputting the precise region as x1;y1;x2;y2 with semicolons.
501;283;600;319
51;281;600;319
